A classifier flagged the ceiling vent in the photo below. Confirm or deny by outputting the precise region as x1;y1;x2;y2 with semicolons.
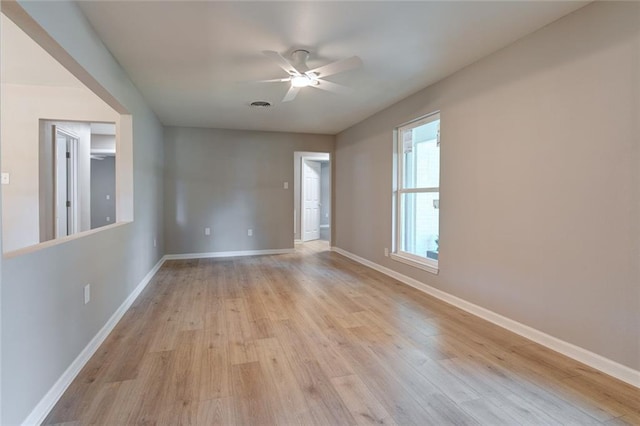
250;100;271;108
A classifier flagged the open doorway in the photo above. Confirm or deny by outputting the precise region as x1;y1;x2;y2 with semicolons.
294;151;330;245
53;126;80;238
38;120;117;244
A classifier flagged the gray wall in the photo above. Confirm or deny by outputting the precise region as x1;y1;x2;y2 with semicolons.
335;1;640;370
320;161;330;227
1;1;165;424
90;156;116;228
164;127;334;254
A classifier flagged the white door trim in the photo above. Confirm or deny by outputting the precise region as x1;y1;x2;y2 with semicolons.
53;126;80;238
294;151;331;245
302;159;321;242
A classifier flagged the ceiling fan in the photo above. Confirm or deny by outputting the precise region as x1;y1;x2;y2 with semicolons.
254;49;362;102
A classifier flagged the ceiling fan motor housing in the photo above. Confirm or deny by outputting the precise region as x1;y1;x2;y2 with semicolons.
291;49;311;71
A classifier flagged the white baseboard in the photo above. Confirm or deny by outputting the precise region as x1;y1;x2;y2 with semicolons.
164;248;294;260
331;246;640;389
294;239;302;244
21;246;297;425
22;257;165;425
21;256;167;426
25;244;637;426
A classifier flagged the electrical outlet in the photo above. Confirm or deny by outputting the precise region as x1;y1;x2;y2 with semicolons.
106;216;110;222
106;194;110;200
153;238;157;248
284;181;289;189
247;229;253;237
84;284;91;304
1;172;10;185
205;227;211;236
384;247;389;257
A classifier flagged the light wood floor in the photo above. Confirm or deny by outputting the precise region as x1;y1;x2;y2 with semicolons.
44;240;640;425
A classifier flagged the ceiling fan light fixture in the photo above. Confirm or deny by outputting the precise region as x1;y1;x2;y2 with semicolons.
258;50;361;102
291;75;312;88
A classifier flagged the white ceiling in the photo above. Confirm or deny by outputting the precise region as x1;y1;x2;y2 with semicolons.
90;123;116;135
77;1;588;135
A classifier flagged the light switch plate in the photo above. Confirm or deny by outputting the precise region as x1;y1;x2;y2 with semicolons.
205;227;211;236
284;182;289;189
1;172;9;185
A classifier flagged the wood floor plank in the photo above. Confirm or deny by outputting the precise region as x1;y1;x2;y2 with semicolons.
230;361;277;425
283;308;356;379
181;267;207;331
42;240;640;425
252;262;292;322
270;320;357;425
196;398;235;425
171;330;204;403
440;346;602;425
99;380;143;425
225;297;258;365
255;337;316;424
331;374;396;426
304;311;448;425
347;325;480;425
76;381;122;425
239;258;276;339
127;350;177;424
147;263;189;352
459;396;526;425
441;330;623;423
198;345;230;401
156;399;199;425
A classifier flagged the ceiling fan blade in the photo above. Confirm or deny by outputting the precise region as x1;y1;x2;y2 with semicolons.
263;50;301;76
306;56;362;78
282;85;300;102
250;77;291;84
312;79;353;95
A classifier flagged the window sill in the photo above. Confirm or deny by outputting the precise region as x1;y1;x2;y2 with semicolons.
3;221;132;259
390;253;439;275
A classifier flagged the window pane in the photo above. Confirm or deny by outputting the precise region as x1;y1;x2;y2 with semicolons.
400;192;439;260
401;119;440;189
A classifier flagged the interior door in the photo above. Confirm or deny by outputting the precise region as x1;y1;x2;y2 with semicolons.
302;159;321;241
54;127;78;238
54;128;68;238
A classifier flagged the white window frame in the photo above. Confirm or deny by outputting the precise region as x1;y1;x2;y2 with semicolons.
391;111;440;274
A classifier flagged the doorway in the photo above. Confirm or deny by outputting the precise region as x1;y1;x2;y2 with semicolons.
302;159;321;241
53;127;79;238
294;152;330;244
39;120;118;244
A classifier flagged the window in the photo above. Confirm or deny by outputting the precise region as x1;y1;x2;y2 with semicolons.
393;112;440;273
